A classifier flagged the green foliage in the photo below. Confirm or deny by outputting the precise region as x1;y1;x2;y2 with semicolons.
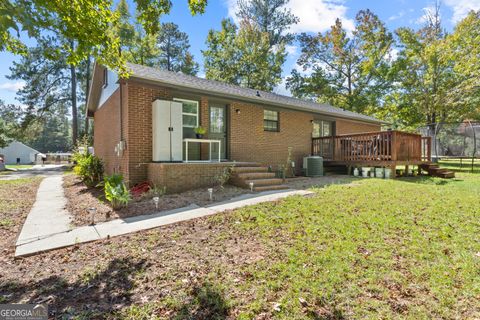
180;52;200;76
444;10;480;120
0;118;13;148
287;10;394;114
157;22;199;74
393;5;454;126
73;150;104;187
5;36;90;148
104;174;131;209
0;0;207;74
214;165;234;189
194;126;206;134
112;4;199;74
237;0;299;47
145;184;167;198
203;19;285;91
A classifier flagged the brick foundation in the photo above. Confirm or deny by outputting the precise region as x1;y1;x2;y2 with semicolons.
147;162;234;193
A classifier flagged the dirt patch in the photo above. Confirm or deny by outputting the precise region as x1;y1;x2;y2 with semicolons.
64;174;251;226
1;211;265;318
0;177;43;261
285;175;355;190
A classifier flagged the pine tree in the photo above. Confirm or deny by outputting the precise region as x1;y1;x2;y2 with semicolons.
157;22;199;74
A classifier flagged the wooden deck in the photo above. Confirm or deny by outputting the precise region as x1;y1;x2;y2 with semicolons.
312;130;432;171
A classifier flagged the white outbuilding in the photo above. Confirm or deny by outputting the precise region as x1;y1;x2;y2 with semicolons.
0;141;40;165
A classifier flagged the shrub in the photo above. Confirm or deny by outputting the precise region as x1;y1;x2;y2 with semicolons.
73;152;104;187
214;165;234;189
104;174;131;209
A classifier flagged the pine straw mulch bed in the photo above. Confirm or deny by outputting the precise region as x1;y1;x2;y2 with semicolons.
0;176;43;262
63;174;251;226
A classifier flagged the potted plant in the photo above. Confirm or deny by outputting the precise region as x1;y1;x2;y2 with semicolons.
194;126;206;139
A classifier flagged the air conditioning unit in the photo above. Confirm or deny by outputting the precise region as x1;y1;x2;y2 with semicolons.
303;156;323;177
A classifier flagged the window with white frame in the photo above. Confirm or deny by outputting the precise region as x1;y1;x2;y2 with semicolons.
174;98;199;128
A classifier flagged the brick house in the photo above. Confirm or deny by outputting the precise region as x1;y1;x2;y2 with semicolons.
87;62;386;192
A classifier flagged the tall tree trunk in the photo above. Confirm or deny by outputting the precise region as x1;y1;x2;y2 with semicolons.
70;41;78;146
84;56;91;136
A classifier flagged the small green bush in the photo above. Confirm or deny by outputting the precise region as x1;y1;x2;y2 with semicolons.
73;151;104;187
104;174;131;209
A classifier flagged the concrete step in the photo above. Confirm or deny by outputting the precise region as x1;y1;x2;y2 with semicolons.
434;171;455;178
232;166;269;173
420;163;439;170
254;184;289;192
237;172;276;180
246;178;284;187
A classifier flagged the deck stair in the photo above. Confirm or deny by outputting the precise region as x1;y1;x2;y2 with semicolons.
230;163;288;192
419;163;455;179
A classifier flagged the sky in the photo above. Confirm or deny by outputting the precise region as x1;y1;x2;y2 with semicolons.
1;0;479;105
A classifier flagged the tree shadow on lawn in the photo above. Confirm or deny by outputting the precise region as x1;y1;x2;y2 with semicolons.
0;258;146;317
395;175;464;185
170;282;230;320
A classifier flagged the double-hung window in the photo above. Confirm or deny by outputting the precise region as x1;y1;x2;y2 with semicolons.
264;109;279;132
312;120;333;138
174;98;199;128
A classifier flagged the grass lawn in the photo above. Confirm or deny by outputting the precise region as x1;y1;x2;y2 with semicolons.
439;158;480;174
1;166;479;318
5;164;35;170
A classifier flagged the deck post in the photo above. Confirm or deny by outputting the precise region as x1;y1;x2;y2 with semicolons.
390;163;397;179
391;131;397;162
404;165;409;177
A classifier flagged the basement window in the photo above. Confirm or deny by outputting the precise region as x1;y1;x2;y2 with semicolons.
264;109;279;132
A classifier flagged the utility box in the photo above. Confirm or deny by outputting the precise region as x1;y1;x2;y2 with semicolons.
152;100;183;162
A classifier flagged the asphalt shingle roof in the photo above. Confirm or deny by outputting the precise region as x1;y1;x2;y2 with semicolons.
127;62;385;124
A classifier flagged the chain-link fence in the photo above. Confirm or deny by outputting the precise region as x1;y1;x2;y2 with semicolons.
418;121;479;172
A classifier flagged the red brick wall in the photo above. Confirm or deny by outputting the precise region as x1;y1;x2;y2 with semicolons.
147;162;232;193
336;119;380;135
95;81;382;185
228;102;313;175
93;88;129;177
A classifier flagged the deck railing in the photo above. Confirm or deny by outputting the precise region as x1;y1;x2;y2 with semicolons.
312;130;431;163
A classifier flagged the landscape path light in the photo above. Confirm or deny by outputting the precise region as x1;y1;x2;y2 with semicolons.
153;196;160;209
88;207;97;225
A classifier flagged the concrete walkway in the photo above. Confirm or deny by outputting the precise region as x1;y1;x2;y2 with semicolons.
16;175;72;247
0;164;69;180
15;188;313;257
